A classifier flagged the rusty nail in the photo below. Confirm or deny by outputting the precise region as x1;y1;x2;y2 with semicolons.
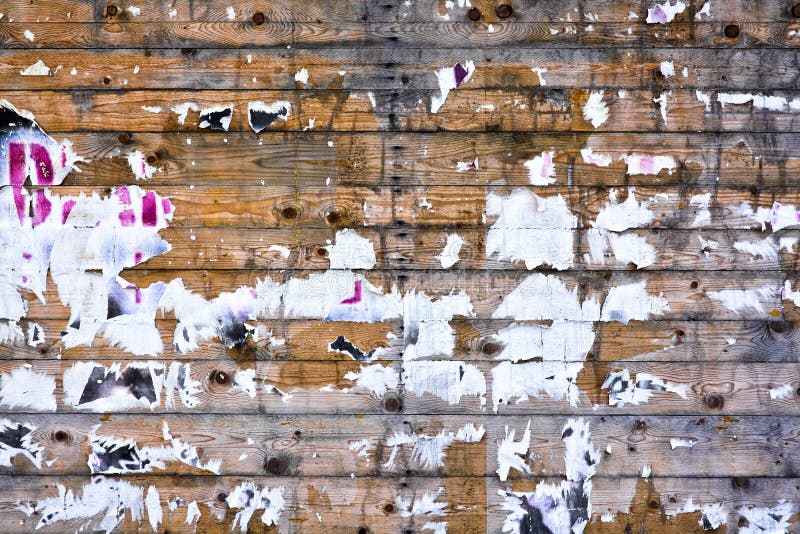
252;11;266;25
496;4;513;18
705;393;723;409
724;23;740;39
466;7;481;21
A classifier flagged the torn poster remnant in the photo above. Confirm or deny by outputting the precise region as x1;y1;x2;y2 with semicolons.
0;419;44;468
382;423;485;470
198;104;233;131
226;482;285;532
601;369;688;407
248;101;291;133
431;61;475;113
500;418;600;533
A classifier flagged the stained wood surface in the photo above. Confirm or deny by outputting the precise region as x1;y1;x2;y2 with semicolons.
3;0;800;533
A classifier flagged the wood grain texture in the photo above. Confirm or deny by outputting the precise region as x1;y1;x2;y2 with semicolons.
2;0;800;532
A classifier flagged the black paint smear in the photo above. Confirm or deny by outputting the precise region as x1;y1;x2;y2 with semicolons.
565;480;590;530
518;498;553;534
29;325;42;343
199;107;232;131
329;335;375;361
91;441;149;473
78;365;158;405
0;104;36;136
249;106;288;133
218;312;252;347
0;422;34;451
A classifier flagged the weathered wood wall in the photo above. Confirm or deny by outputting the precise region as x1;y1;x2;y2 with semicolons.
1;0;800;532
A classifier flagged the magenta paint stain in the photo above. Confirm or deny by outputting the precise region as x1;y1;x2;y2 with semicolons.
639;156;654;174
134;251;143;264
12;187;27;224
32;189;52;226
21;275;27;284
30;143;54;185
340;280;362;304
162;198;172;214
9;142;26;186
134;288;142;304
61;146;67;168
541;152;552;179
22;252;32;260
453;63;468;87
119;209;135;226
141;191;157;227
61;199;76;224
116;186;131;205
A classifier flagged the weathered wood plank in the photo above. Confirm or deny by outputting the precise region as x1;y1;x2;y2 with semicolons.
6;48;800;91
9;88;800;133
1;21;800;49
0;359;798;416
1;414;797;479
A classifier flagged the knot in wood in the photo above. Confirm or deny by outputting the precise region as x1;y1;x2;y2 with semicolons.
466;7;481;21
496;4;513;19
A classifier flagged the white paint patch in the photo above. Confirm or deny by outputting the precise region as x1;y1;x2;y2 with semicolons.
583;91;609;128
706;286;777;314
642;464;652;477
437;233;463;268
17;477;150;531
343;364;399;396
670;498;728;530
646;1;686;23
496;421;531;481
325;229;376;269
669;438;696;449
654;91;671;124
492;360;585;410
141;105;162;113
493;273;600;321
294;67;309;84
601;281;670;324
734;237;779;261
718;93;791;112
226;6;236;19
456;157;479;172
0;366;56;411
523;151;556;185
736;201;800;232
588;230;657;269
690;193;712;226
531;67;547;85
695;1;712;19
403;360;486;406
769;383;794;400
581;147;613;167
486;189;577;270
144;486;162;531
185;501;201;524
602;369;688;407
492;321;595;363
126;150;159;180
170;102;199;124
23;29;35;42
593;189;654;232
226;482;285;532
382;423;485;470
431;61;475;113
696;90;712;111
659;61;675;78
127;5;141;16
268;244;291;258
624;154;676;175
19;60;51;76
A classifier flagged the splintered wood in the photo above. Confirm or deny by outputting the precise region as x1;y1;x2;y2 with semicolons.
1;0;800;532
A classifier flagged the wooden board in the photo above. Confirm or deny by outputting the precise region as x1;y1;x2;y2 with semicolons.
2;0;800;533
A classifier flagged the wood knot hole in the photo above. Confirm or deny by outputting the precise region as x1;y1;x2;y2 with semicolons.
496;4;513;18
466;7;481;21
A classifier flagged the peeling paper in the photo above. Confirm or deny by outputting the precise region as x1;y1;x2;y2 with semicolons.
496;420;531;481
600;281;670;324
669;438;696;449
768;383;794;400
403;360;486;406
247;101;291;133
17;477;151;532
198;104;233;132
402;290;473;360
593;189;654;232
397;488;447;517
583;91;609;128
624;154;676;175
695;1;712;19
646;1;686;23
737;502;794;533
492;273;600;322
523;151;556;185
492;360;585;410
0;366;56;411
670;498;728;530
19;60;51;76
706;286;777;314
343;364;399;396
63;361;200;411
734;237;779;261
437;233;463;268
486;189;577;270
170;102;199;125
226;482;285;532
294;67;309;84
654;91;671;124
382;423;485;470
587;188;658;268
431;61;475;114
126;150;159;180
500;418;599;534
87;422;221;474
690;193;711;227
581;147;613;167
659;61;675;78
718;93;798;112
734;201;800;233
602;369;688;407
531;66;547;86
0;419;44;468
325;229;376;269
